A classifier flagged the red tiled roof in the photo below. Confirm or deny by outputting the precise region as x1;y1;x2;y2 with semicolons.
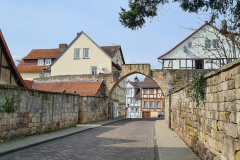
129;77;159;88
0;29;27;87
24;80;34;89
134;89;140;99
23;49;61;59
32;81;103;96
101;46;125;64
17;61;46;72
101;46;121;59
157;22;240;59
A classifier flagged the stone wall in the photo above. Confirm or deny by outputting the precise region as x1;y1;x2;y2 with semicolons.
165;59;240;160
0;85;108;141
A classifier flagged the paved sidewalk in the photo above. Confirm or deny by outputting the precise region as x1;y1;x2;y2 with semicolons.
155;120;200;160
0;117;127;156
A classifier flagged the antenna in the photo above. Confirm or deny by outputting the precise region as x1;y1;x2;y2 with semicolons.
110;43;117;46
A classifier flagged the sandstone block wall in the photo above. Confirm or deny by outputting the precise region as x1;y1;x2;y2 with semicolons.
0;85;108;141
165;59;240;160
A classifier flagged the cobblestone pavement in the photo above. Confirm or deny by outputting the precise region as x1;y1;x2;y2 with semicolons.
1;118;156;160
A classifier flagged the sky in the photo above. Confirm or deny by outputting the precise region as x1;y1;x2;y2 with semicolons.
0;0;211;81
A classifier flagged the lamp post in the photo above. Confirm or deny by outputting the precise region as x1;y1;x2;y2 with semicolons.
167;80;173;129
127;104;129;118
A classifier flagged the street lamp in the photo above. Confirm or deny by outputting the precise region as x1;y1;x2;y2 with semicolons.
127;104;129;118
167;80;173;129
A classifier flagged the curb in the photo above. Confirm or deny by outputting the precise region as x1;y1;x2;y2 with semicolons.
0;118;127;157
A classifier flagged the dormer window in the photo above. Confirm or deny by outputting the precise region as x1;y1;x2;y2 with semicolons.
45;59;51;65
38;59;44;66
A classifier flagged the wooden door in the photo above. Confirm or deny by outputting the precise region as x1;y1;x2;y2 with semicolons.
142;112;150;118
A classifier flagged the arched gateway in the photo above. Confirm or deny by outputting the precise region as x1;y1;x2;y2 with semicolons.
34;63;213;120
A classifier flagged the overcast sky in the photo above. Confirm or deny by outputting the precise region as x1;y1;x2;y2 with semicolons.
0;0;211;81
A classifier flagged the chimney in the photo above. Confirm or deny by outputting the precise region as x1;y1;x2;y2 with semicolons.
59;44;67;52
221;20;227;33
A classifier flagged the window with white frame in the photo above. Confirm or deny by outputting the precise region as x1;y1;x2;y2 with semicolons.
150;89;154;94
43;72;49;77
45;59;51;65
91;66;97;74
150;101;154;108
38;59;44;66
188;41;192;48
205;39;211;48
74;49;80;59
136;108;138;112
213;39;219;49
83;48;89;58
144;89;147;94
132;108;134;112
157;101;160;108
144;101;147;108
131;99;134;103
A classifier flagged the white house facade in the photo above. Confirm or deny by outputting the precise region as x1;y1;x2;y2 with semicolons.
126;80;141;118
158;21;239;69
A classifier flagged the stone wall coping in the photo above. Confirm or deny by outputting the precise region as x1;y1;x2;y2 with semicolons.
33;73;114;81
203;58;240;78
168;58;240;95
122;63;150;65
0;84;103;98
34;80;103;83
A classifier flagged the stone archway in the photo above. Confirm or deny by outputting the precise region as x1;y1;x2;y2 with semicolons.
107;64;169;119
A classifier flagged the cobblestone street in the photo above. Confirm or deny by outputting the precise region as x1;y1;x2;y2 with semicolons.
1;119;156;160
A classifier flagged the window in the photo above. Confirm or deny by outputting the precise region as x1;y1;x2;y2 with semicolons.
128;89;131;94
38;59;44;66
43;73;49;77
213;39;219;49
83;48;89;58
45;59;51;65
131;99;134;103
150;89;154;94
135;99;138;103
136;108;138;112
132;108;134;112
74;49;80;59
144;101;147;108
150;101;154;108
157;101;160;108
144;89;147;94
91;66;97;74
205;39;211;48
123;92;125;99
188;41;192;48
195;60;203;69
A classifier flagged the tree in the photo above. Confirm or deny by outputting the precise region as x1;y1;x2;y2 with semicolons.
119;0;240;30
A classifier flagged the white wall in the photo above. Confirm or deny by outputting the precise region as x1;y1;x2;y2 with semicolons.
162;25;238;69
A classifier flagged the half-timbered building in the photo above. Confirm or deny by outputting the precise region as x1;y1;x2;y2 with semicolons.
139;77;164;118
0;29;26;87
126;76;164;118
